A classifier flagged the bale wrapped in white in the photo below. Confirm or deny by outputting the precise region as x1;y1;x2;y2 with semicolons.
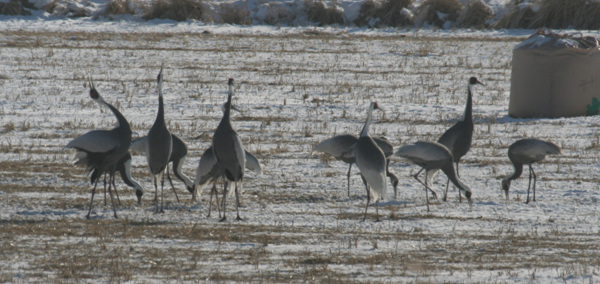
509;30;600;118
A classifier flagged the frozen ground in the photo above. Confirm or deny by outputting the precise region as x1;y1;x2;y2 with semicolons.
0;19;599;283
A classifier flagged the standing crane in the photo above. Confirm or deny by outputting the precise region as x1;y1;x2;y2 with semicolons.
146;65;172;213
65;78;132;219
130;133;193;201
212;78;246;221
396;141;472;212
194;146;261;217
354;102;387;221
432;77;483;202
501;138;561;203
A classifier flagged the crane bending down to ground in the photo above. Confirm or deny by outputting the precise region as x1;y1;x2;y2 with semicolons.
88;152;144;205
429;76;483;202
312;134;399;198
194;146;262;218
395;141;472;212
212;78;246;221
502;138;561;204
146;65;173;213
65;78;132;219
130;134;193;201
353;102;387;222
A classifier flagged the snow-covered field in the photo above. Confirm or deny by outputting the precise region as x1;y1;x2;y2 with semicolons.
1;19;600;282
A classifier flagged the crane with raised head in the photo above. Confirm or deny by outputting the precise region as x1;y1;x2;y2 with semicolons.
432;77;483;202
65;78;132;219
212;78;246;221
146;64;172;213
354;102;387;221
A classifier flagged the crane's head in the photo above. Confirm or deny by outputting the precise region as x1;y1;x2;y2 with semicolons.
135;189;143;205
227;78;235;95
469;77;484;86
190;184;199;203
464;190;472;205
88;77;101;100
501;178;511;199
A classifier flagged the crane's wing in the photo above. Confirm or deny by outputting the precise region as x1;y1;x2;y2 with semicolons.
312;134;358;159
65;130;118;153
129;136;148;154
194;147;217;188
395;141;451;165
373;136;394;157
244;151;262;174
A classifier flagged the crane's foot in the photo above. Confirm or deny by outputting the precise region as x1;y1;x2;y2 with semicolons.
86;214;91;220
113;213;118;219
374;218;382;223
219;216;227;222
235;216;243;221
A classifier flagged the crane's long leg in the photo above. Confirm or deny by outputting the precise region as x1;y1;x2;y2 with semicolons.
361;175;370;221
346;163;352;197
153;175;160;213
219;179;228;222
111;176;121;206
413;168;438;200
86;181;99;219
531;165;537;202
387;160;399;199
455;162;463;203
160;171;165;213
443;179;450;202
108;173;118;219
207;182;221;218
165;164;180;203
413;169;439;212
362;185;371;222
375;200;381;222
234;182;243;221
526;165;533;204
103;173;107;205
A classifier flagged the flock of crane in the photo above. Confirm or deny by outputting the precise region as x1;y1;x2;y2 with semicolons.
64;66;562;222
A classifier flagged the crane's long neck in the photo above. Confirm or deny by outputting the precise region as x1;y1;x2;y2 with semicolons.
442;164;467;193
222;92;233;125
104;101;132;138
360;106;374;137
463;83;473;123
506;161;523;183
155;94;166;127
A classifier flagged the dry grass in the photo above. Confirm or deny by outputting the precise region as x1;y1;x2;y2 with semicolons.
142;0;203;21
101;0;135;18
307;0;344;26
495;0;600;30
415;0;463;27
355;0;413;27
0;0;32;16
456;0;493;29
493;0;537;29
220;2;251;25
